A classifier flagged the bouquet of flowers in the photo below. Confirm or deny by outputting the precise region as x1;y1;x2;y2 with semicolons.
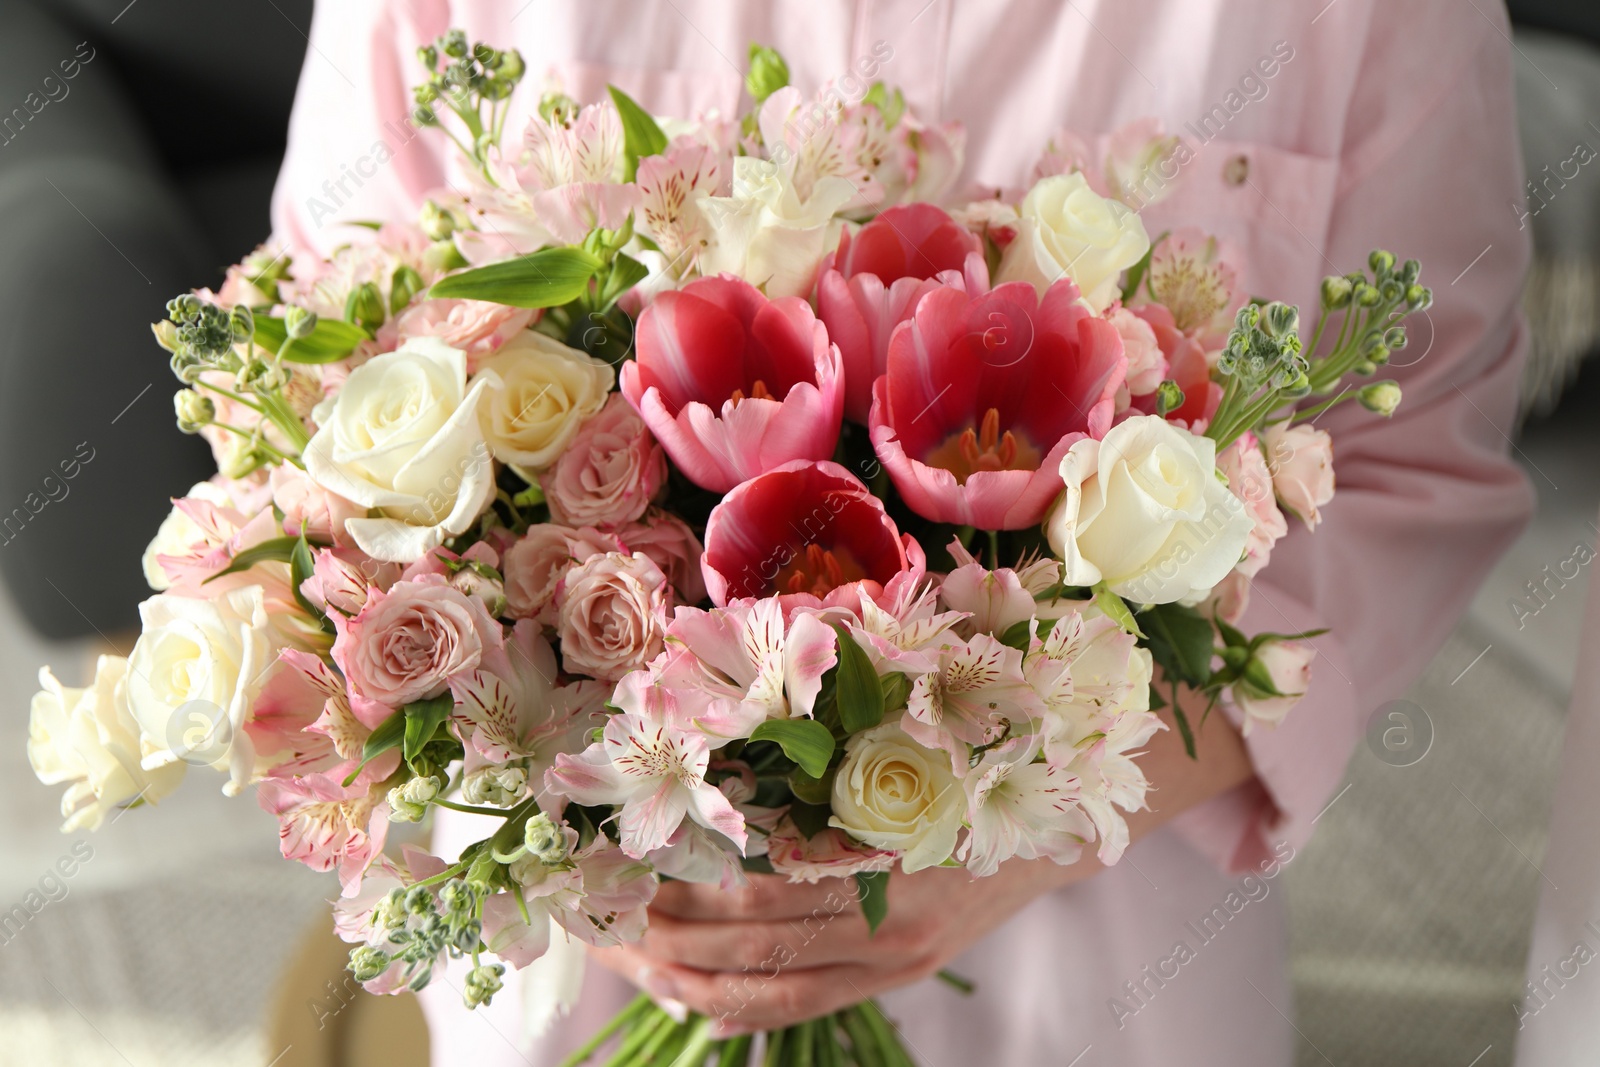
25;31;1429;1066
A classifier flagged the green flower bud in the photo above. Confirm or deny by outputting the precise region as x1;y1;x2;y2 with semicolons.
495;49;525;84
374;887;409;933
419;200;457;241
1276;369;1313;399
405;883;437;917
1354;360;1378;376
388;775;441;823
423;240;470;274
463;963;505;1008
167;293;202;324
523;812;568;864
1406;285;1433;312
1354;283;1382;308
174;390;215;434
1400;258;1421;286
440;29;469;59
1320;275;1353;310
417;45;438;71
345;281;387;332
230;304;255;344
348;946;391;983
538;90;579;127
1359;380;1402;417
284;305;317;340
461;765;528;808
745;44;791;105
151;320;180;353
1384;326;1408;350
390;264;427;314
1368;249;1396;277
1261;301;1300;340
1380;279;1405;304
438;878;475;920
1154;379;1186;418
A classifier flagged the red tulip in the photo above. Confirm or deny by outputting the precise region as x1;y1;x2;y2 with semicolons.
817;204;987;423
869;280;1126;530
700;460;922;613
621;275;843;493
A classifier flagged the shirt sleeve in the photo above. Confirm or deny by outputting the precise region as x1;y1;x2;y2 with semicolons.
1173;4;1535;872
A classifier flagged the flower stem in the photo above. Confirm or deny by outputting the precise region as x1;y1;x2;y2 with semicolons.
408;861;468;891
432;799;516;818
557;994;651;1067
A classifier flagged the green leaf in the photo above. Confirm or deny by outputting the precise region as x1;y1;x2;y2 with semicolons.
253;315;369;364
830;624;885;734
880;672;912;714
344;710;406;784
855;871;890;936
999;617;1035;652
403;693;456;763
787;799;832;838
1093;583;1145;638
202;536;300;584
1142;602;1217;689
749;718;835;779
288;532;334;634
428;247;603;309
599;252;650;307
607;85;668;181
788;767;833;806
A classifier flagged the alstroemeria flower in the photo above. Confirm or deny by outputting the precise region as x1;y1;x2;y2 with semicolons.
961;739;1092;878
621;275;844;493
1141;227;1244;347
546;711;747;859
257;765;391;894
817;203;988;423
901;632;1043;773
700;460;921;613
869;280;1126;529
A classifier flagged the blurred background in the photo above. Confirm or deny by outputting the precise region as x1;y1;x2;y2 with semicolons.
0;1;1595;1064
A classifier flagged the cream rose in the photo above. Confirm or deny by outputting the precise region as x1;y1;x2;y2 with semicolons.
304;337;498;563
474;331;613;474
1046;414;1253;604
697;156;855;299
1263;422;1335;529
829;722;964;873
28;656;185;832
996;172;1151;312
555;551;670;683
125;585;277;794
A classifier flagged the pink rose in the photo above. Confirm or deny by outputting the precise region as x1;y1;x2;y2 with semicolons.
546;394;667;527
270;466;365;547
301;547;400;616
1234;640;1315;733
1217;434;1287;579
1107;306;1166;399
332;577;503;706
502;524;626;624
765;814;896;884
377;298;535;371
1263;423;1336;530
555;552;670;683
1195;570;1251;627
616;511;706;605
400;542;507;615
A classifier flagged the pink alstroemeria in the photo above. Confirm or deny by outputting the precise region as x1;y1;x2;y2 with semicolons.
869;280;1126;529
636;139;726;270
257;764;391;895
638;597;839;739
1139;227;1245;348
621;275;844;493
700;460;921;614
961;739;1092;878
845;572;967;677
546;711;748;859
901;632;1043;773
817;203;988;423
938;536;1073;640
449;620;608;791
245;648;392;780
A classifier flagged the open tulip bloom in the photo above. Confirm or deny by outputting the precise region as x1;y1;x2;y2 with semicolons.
25;32;1430;1067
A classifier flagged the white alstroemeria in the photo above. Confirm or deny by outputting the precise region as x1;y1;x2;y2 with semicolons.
962;740;1093;878
1028;611;1150;766
1065;707;1165;865
901;633;1043;774
546;713;747;859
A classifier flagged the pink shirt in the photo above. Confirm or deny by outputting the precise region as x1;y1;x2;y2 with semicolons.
271;2;1532;1062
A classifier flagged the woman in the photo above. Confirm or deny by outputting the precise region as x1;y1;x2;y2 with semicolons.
270;2;1533;1062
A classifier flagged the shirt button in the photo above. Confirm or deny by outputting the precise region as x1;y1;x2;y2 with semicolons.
1224;154;1250;186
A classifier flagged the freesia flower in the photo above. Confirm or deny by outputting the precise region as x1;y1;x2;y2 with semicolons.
869;280;1126;529
622;275;844;493
817;203;988;423
700;460;920;613
547;710;748;858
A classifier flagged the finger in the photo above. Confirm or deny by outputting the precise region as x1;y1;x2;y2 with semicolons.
674;960;922;1034
651;873;853;921
588;943;694;1021
636;908;875;972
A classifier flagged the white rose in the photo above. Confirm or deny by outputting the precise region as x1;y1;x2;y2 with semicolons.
142;481;231;590
829;722;964;873
305;337;498;563
996;172;1150;312
28;656;185;832
125;584;277;794
475;331;613;474
698;156;855;299
1046;414;1253;604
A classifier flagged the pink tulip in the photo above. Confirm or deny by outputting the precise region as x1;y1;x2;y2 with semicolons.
817;203;988;423
621;275;843;493
869;280;1126;529
701;460;920;613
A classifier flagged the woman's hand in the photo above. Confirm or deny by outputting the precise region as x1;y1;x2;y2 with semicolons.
592;696;1257;1033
